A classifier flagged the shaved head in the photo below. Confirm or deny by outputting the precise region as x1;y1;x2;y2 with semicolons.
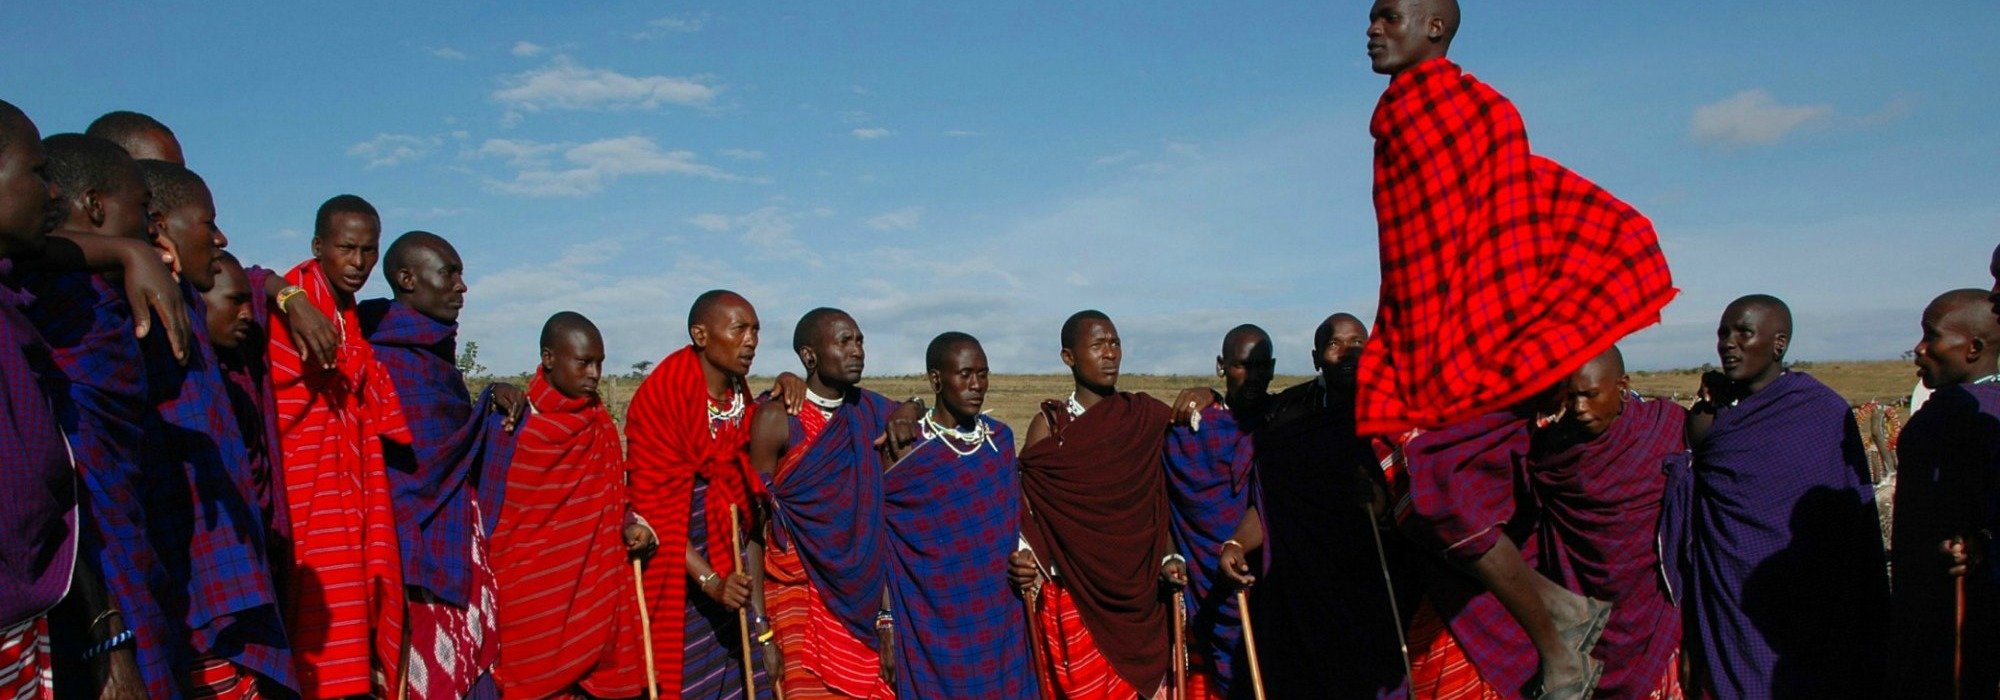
1061;309;1112;350
380;230;453;288
925;331;980;372
1916;288;2000;388
86;111;182;164
793;307;854;352
1223;324;1273;354
1578;345;1627;381
1219;323;1276;406
1315;313;1366;353
1724;294;1794;338
540;311;605;399
688;289;750;331
540;310;602;350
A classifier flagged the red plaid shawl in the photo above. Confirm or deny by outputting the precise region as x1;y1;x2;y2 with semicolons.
267;259;409;698
625;345;765;695
1360;58;1676;435
492;368;640;699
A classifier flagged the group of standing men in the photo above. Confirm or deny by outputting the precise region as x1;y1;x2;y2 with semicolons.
4;1;2000;699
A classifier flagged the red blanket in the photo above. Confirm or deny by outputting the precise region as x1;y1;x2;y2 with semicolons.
1360;57;1676;435
493;368;641;698
624;346;765;694
267;259;408;698
1019;392;1173;692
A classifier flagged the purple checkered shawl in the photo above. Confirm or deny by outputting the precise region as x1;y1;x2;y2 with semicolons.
361;298;514;607
1399;411;1540;694
883;417;1034;700
1887;381;2000;696
0;263;78;630
23;269;177;696
764;388;895;643
1675;371;1886;699
1164;404;1258;691
143;284;294;691
223;266;289;552
1529;396;1684;700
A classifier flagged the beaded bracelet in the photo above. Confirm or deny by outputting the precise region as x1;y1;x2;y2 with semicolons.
80;629;135;662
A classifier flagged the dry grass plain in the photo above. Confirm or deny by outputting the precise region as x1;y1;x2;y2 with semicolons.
480;359;1916;447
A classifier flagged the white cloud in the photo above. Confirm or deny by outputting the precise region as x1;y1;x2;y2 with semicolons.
477;136;741;197
347;133;440;168
864;206;925;232
510;41;545;58
687;213;733;232
1093;150;1140;166
633;15;705;40
943;130;982;137
431;47;468;60
493;56;719;113
851;127;893;140
719;148;766;161
1690;89;1833;147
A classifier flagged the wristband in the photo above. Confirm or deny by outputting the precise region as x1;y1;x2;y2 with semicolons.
80;629;135;662
1221;539;1244;552
1161;553;1186;567
274;285;307;313
698;571;719;589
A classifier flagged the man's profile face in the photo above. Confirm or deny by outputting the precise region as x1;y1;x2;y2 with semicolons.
1716;304;1784;385
154;182;227;292
695;299;760;379
928;341;989;422
0;117;60;258
1987;244;1999;320
1914;302;1975;389
203;257;255;351
313;213;381;297
544;328;605;400
806;314;865;388
1366;0;1436;75
1062;318;1122;392
398;243;467;323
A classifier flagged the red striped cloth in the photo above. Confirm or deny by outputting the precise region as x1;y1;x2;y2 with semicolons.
764;403;891;699
267;259;408;698
0;617;50;700
624;346;766;695
1406;602;1505;700
1034;581;1142;700
492;368;642;699
188;657;264;700
1360;57;1677;435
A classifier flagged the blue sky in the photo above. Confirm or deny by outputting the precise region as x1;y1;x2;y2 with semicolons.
8;2;1996;378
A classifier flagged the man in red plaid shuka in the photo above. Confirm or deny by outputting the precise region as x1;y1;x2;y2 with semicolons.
1362;1;1676;697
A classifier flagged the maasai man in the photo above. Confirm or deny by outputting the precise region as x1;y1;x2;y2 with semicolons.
880;332;1036;700
1165;324;1272;699
1248;313;1414;698
492;312;651;699
626;290;804;699
1887;289;2000;697
1669;295;1887;699
1008;309;1208;700
360;230;525;699
85;111;184;165
0;100;196;700
1361;1;1676;696
136;159;297;698
1527;347;1683;699
24;134;166;699
746;307;906;698
204;252;291;588
269;194;411;698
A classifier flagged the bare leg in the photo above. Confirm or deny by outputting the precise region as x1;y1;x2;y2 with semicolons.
1464;537;1586;693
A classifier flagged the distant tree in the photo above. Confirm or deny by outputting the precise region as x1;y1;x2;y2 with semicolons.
458;341;488;378
631;359;654;378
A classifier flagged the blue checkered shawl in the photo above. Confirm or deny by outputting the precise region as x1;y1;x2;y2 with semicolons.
884;418;1035;700
765;388;894;643
1164;404;1258;691
361;298;513;607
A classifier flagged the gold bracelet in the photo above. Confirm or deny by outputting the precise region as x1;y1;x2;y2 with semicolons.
275;285;307;313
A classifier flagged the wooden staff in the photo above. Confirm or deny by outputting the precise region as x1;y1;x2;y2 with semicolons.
631;558;659;700
730;505;759;699
1172;589;1188;700
1235;588;1268;700
1366;501;1414;687
1023;581;1057;700
1955;548;1967;700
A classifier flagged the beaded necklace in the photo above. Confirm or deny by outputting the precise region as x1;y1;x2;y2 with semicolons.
922;409;995;457
707;389;746;436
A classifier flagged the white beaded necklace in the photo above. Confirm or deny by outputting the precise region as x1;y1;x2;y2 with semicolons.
805;387;844;411
706;389;746;435
1065;392;1087;418
922;409;995;457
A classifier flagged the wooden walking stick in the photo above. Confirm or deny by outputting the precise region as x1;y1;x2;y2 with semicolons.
1171;589;1189;700
1366;501;1415;688
631;558;660;700
730;504;759;699
1023;581;1057;700
1955;536;1967;700
1235;588;1268;700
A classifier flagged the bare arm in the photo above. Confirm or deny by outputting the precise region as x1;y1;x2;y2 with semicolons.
1218;507;1264;586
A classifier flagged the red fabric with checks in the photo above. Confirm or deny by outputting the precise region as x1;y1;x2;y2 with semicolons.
1360;57;1677;435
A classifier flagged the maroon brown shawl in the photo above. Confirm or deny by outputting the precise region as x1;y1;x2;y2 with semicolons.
1019;391;1174;691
